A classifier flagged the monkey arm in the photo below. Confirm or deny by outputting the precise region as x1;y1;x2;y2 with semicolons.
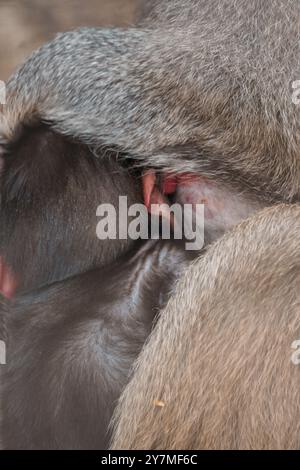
111;204;300;450
1;0;300;203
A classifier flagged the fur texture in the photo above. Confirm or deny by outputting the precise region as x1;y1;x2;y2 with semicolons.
1;0;300;450
112;204;300;449
0;1;300;203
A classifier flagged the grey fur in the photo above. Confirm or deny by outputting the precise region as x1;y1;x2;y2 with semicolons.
112;204;300;449
1;0;300;450
1;0;300;203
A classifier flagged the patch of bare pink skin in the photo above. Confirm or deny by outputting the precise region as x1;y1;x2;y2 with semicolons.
0;257;17;299
142;170;212;227
143;171;211;204
174;174;227;220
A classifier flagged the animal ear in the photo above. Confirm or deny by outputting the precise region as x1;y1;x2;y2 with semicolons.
0;257;17;299
142;170;174;222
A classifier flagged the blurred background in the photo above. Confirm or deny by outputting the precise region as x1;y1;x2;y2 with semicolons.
0;0;139;80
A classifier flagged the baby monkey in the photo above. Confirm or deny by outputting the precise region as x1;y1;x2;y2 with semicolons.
0;125;195;449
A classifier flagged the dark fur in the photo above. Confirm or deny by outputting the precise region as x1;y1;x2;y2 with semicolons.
3;239;190;449
0;125;194;449
0;125;140;293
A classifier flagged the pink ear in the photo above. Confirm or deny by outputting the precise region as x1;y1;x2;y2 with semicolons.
142;170;176;209
0;257;17;299
142;170;157;209
142;171;175;225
